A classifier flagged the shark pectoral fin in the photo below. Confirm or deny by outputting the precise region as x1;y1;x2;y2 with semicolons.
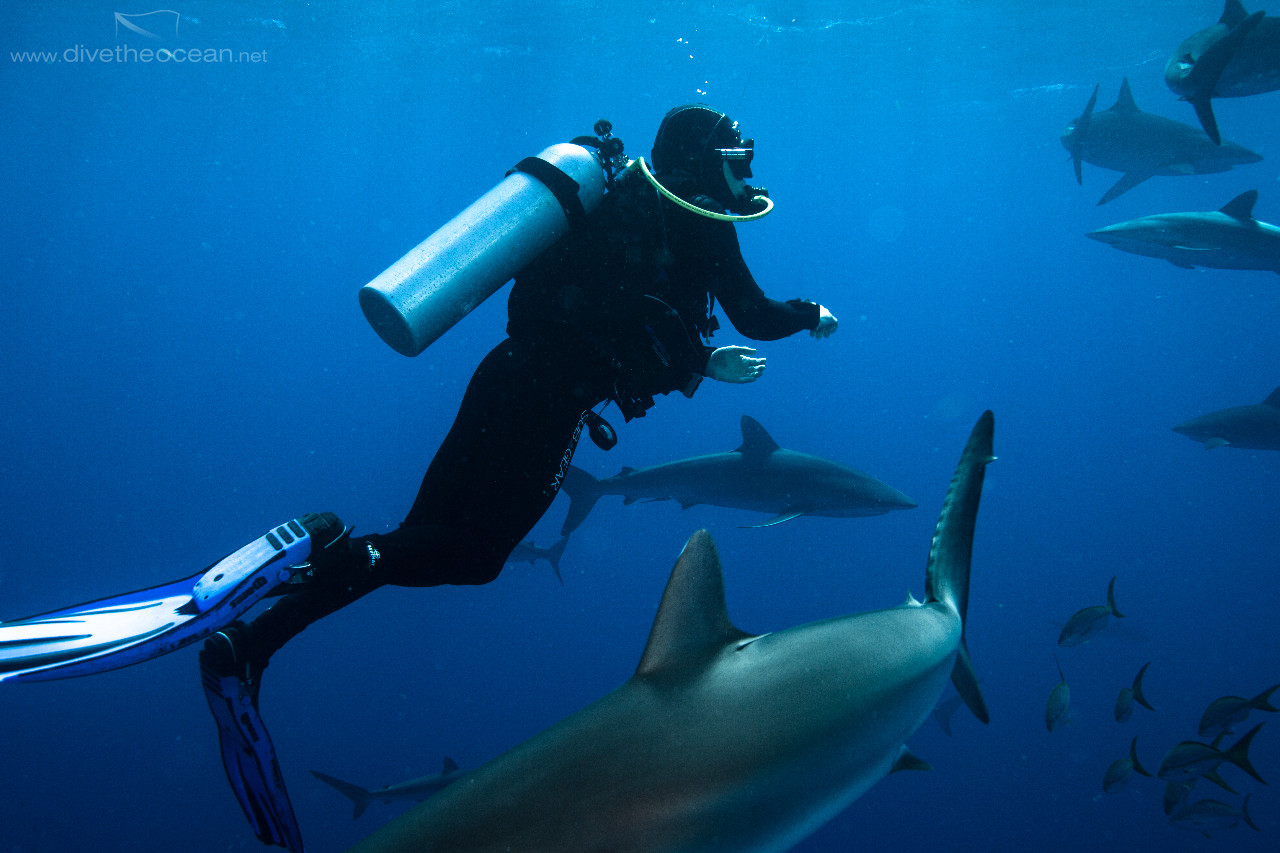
1205;437;1231;449
678;500;700;510
1186;11;1265;144
950;639;990;724
1191;95;1223;147
1069;83;1098;185
747;509;808;528
889;748;932;774
1098;172;1151;205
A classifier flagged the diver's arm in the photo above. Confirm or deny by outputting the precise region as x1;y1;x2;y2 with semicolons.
690;217;829;340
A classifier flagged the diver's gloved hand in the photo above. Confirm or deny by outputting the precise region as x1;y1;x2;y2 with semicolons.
706;346;766;383
812;305;839;339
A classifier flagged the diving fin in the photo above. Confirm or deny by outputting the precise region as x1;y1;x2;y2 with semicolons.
202;650;303;851
0;513;345;684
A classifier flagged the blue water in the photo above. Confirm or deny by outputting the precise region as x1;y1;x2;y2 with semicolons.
2;1;1277;850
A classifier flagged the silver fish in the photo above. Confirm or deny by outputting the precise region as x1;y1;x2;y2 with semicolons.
1198;682;1280;737
1114;661;1156;722
1157;723;1267;784
1057;576;1123;646
1103;736;1153;792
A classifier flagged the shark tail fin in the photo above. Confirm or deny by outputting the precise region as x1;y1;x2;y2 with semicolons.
546;536;568;585
560;466;602;536
310;770;373;820
925;411;995;725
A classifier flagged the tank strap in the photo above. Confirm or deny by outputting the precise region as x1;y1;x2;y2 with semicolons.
512;156;588;230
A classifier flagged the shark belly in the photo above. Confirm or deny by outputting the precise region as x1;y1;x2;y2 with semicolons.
350;605;960;853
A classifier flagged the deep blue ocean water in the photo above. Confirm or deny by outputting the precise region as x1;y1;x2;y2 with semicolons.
2;1;1278;850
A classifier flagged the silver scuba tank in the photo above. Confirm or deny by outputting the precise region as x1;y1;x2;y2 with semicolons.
359;142;608;357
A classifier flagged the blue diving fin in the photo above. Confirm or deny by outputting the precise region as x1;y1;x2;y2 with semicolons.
0;513;345;684
202;651;304;851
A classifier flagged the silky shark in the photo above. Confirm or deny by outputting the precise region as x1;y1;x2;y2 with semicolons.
1086;189;1280;273
560;414;916;534
1060;78;1260;205
349;412;994;853
1173;385;1280;449
1165;0;1280;144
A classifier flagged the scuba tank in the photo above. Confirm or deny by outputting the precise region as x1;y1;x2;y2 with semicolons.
359;124;626;357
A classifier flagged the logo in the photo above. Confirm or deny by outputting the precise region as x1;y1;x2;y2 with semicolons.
114;10;180;41
227;575;268;611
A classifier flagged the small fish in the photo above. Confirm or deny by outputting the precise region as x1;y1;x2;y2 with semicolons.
1163;778;1197;815
1169;794;1260;838
1198;682;1280;737
1157;723;1267;784
1114;661;1156;722
1046;655;1070;732
1103;736;1153;792
1058;576;1123;646
506;537;568;584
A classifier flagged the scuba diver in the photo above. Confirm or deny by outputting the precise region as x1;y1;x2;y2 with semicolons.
0;104;837;851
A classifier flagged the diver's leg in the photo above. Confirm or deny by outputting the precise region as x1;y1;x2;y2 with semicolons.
367;336;607;587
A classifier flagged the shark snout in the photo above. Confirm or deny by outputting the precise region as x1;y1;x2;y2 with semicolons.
879;485;917;510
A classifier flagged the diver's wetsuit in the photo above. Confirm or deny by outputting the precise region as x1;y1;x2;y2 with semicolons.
240;170;819;664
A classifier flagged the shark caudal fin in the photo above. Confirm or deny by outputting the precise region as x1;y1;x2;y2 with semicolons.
546;536;568;584
311;770;375;820
924;411;995;724
560;466;602;536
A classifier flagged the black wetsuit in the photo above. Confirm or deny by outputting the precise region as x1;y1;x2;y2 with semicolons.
243;170;819;663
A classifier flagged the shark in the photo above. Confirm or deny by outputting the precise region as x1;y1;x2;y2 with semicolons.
312;757;464;819
559;414;916;535
1165;0;1280;144
1060;77;1260;205
347;411;994;853
505;537;568;584
1086;189;1280;273
1173;385;1280;449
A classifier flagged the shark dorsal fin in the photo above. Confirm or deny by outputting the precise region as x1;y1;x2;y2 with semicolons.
1262;386;1280;408
635;530;748;678
441;756;459;775
1221;0;1249;27
1219;190;1258;221
1110;77;1139;113
735;415;780;459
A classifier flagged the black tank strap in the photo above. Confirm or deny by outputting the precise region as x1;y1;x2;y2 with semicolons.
512;156;587;230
